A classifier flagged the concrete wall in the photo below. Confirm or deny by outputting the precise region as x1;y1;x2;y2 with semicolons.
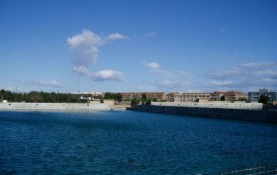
0;102;110;111
134;105;277;123
151;102;263;110
103;99;115;106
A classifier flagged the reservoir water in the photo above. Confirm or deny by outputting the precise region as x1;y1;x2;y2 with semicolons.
0;111;276;174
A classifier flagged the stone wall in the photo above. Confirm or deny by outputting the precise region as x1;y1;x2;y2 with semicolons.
134;105;277;123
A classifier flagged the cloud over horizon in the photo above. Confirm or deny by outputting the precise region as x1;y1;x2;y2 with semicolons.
206;62;277;91
145;62;174;78
144;62;192;91
143;61;277;92
67;29;127;81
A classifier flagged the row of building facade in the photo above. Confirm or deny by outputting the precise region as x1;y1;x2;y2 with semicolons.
115;91;248;102
159;91;247;102
90;89;277;104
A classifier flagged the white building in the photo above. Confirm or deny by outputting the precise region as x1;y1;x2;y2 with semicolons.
248;89;277;104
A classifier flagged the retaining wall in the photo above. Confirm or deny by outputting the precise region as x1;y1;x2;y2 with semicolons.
0;102;110;111
151;102;263;110
134;105;277;123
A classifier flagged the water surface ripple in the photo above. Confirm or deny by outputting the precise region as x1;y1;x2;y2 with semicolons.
0;111;276;174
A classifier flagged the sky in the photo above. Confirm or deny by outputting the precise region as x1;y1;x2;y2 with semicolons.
0;0;276;93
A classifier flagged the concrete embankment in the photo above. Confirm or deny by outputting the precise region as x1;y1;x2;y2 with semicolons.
133;105;277;123
0;102;111;111
151;102;264;110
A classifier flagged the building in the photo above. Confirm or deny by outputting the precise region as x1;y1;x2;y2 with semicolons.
210;91;226;101
248;89;277;104
165;92;181;102
224;91;247;101
143;92;165;101
120;92;165;101
210;91;247;102
180;93;211;102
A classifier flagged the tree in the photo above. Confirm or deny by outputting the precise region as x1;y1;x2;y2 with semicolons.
114;93;122;102
142;93;147;101
1;90;13;101
0;89;5;101
145;99;151;105
104;92;122;102
141;93;147;104
259;95;270;104
131;98;140;107
104;92;113;99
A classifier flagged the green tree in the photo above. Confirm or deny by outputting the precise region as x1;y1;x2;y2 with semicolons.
259;95;270;104
29;91;43;102
104;92;122;102
104;92;113;99
142;93;147;101
0;89;5;101
145;99;151;105
141;93;147;104
114;93;122;102
131;97;140;107
2;90;13;101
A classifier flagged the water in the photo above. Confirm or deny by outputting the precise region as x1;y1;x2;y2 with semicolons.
0;111;276;174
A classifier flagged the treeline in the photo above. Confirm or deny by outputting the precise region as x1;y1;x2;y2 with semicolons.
0;89;100;103
103;92;152;106
1;89;156;106
131;93;151;107
104;92;122;102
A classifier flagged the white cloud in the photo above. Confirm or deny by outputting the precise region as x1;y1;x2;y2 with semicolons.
73;66;90;76
207;62;277;80
206;62;277;90
91;70;124;81
145;61;191;79
67;29;101;66
67;29;102;47
144;62;192;91
31;80;62;88
73;66;124;81
161;80;171;86
106;33;129;41
210;80;233;86
145;62;160;70
143;60;277;92
67;29;128;82
144;62;173;78
156;80;192;91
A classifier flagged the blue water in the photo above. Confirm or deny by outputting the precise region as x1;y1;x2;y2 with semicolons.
0;111;276;174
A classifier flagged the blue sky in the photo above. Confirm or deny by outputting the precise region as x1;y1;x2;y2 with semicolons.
0;0;276;93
